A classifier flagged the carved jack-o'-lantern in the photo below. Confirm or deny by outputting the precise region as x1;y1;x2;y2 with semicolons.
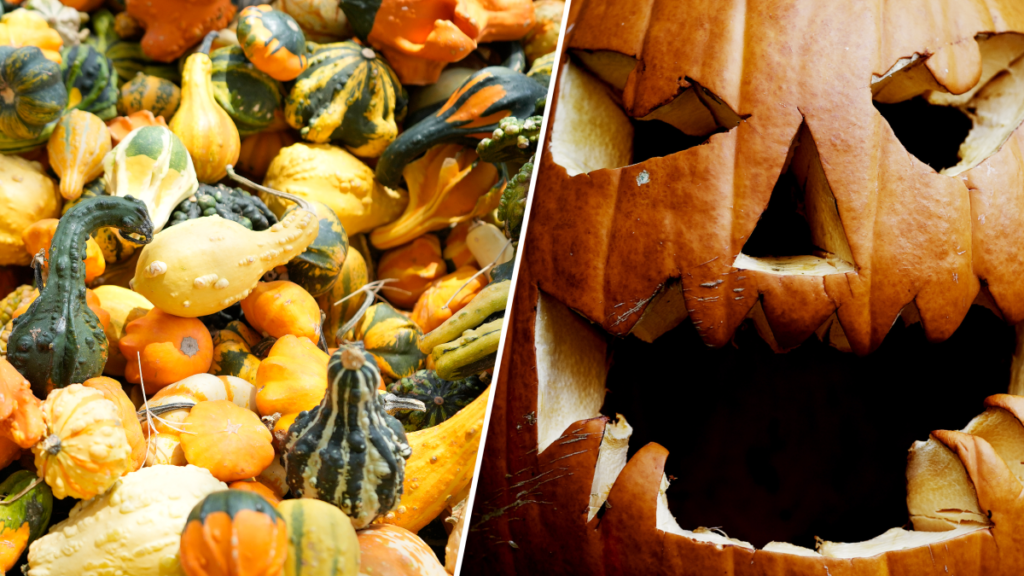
464;0;1024;574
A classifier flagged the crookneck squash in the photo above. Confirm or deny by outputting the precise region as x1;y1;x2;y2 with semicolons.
375;66;546;187
7;196;153;397
60;43;119;120
180;489;288;576
278;498;360;576
285;40;406;157
0;470;52;572
166;183;278;231
116;72;180;119
170;32;241;184
0;46;68;141
46;109;112;201
387;369;488;432
283;200;348;297
347;302;428;383
283;344;412;529
211;45;283;135
237;5;309;82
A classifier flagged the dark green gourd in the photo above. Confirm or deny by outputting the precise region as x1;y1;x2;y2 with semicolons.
387;369;488;432
283;343;411;529
7;196;153;397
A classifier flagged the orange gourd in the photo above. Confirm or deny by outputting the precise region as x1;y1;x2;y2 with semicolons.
236;130;295;180
21;219;105;284
444;220;476;269
254;334;328;422
47;110;112;201
0;358;44;450
83;376;146;472
119;308;214;394
378;235;447;308
180;490;288;576
180;400;275;482
411;265;488;333
357;524;448;576
228;479;282;506
126;0;236;63
106;110;167;146
241;280;322;342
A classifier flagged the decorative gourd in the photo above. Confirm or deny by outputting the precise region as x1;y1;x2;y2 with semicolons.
0;358;45;450
237;6;308;82
60;44;119;120
236;130;295;180
277;0;350;42
116;72;180;118
131;170;320;318
103;124;200;232
32;384;132;499
418;279;509;353
405;67;476;125
119;307;214;394
47;110;112;202
25;0;90;48
0;10;63;64
526;51;554;87
263;142;408;235
432;317;501;380
92;285;153;376
105;109;166;145
375;67;546;187
283;344;411;528
180;489;288;576
258;455;288;499
167;183;278;231
445;498;467;573
254;334;329;424
180;400;275;481
113;10;142;40
318;246;368;348
278;498;360;576
0;470;51;572
210;324;262;385
0;288;111;364
21;218;106;284
0;285;34;327
170;33;241;184
228;479;282;506
126;0;236;63
371;144;501;249
284;41;406;157
387;369;487;432
0;46;68;141
85;10;179;86
83;376;147;472
443;220;475;269
0;156;62;267
7;196;153;398
381;385;486;531
377;235;447;308
356;524;448;576
242;281;322;342
283;201;348;297
211;46;283;135
523;0;564;64
26;465;227;575
346;302;427;383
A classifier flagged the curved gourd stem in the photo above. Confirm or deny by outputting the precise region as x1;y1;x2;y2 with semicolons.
198;31;218;56
31;249;45;290
226;165;315;214
381;393;426;415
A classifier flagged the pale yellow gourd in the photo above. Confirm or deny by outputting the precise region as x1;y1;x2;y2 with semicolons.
131;168;320;317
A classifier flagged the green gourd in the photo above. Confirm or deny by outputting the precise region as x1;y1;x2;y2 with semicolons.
211;46;283;135
386;369;488;432
348;302;426;382
86;10;179;86
61;44;119;120
283;344;411;529
0;46;68;141
284;200;348;297
0;470;53;572
116;73;181;119
277;498;360;576
431;317;503;380
7;196;153;397
166;183;278;231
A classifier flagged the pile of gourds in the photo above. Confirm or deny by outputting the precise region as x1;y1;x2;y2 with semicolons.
0;0;561;573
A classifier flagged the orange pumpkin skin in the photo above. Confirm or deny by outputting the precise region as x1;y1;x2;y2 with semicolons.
119;308;214;394
241;281;322;342
126;0;237;63
83;376;147;472
22;219;106;284
180;400;275;482
180;490;288;576
254;334;328;420
106;111;168;146
411;265;487;333
357;524;448;576
0;358;44;450
236;130;296;181
228;479;282;506
377;235;447;309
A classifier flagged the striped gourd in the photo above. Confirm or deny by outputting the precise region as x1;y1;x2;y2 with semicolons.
284;200;348;297
283;344;411;529
285;41;407;157
116;73;180;118
347;302;426;382
317;243;368;347
278;499;360;576
211;46;283;135
60;44;119;120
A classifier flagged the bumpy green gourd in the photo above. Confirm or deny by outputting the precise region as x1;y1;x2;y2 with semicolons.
61;44;119;120
477;116;542;166
431;317;503;380
7;196;153;397
0;46;68;141
387;369;488;432
283;200;348;297
167;183;278;231
498;158;533;244
283;344;411;529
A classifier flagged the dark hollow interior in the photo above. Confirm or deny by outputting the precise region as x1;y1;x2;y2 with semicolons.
740;172;816;258
873;97;973;172
631;118;721;165
600;305;1014;549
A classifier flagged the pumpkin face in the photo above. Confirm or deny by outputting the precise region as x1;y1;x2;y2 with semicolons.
180;400;275;482
119;307;214;394
180;490;288;576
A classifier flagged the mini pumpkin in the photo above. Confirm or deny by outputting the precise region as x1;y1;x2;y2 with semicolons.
32;384;132;500
356;524;448;576
278;498;360;576
126;0;236;63
210;45;284;135
180;400;275;482
119;307;214;394
254;334;329;424
210;328;262;385
83;376;146;472
180;490;288;576
228;479;282;506
377;235;448;308
387;369;488;432
60;43;119;120
21;218;106;284
283;201;349;297
241;281;322;342
46;110;112;201
237;5;309;82
347;302;427;382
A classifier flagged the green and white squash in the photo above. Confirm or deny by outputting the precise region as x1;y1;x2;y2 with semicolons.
285;41;407;158
167;183;278;231
61;44;119;120
0;470;53;572
283;344;411;529
348;302;426;382
117;72;181;118
0;46;68;141
211;46;283;135
387;369;488;432
102;125;199;232
284;200;348;297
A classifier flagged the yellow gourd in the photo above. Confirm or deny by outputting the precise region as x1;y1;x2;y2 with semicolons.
131;168;320;318
91;285;153;377
170;32;240;183
46;110;112;201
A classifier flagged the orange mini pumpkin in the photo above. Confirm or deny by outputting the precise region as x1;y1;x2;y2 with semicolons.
180;489;288;576
22;219;106;284
106;110;168;146
254;334;328;422
378;235;448;309
180;400;275;482
126;0;236;63
357;524;448;576
411;265;488;333
119;308;214;394
241;280;322;342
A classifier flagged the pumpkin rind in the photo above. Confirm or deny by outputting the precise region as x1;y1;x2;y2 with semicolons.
0;470;52;573
7;196;153;398
180;400;275;482
254;334;329;422
285;40;406;157
242;281;323;342
211;45;283;134
283;201;348;297
0;46;68;141
126;0;236;63
348;302;427;382
119;307;215;394
60;44;119;120
83;376;147;472
116;72;180;119
387;369;487;432
238;5;309;82
46;110;112;201
283;344;411;529
278;498;360;576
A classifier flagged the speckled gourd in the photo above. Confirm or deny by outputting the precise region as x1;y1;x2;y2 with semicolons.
131;169;320;318
283;344;411;529
7;196;153;397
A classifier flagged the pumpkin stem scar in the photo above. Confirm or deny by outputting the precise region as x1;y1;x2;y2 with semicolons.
180;336;200;357
39;434;61;456
223;419;242;434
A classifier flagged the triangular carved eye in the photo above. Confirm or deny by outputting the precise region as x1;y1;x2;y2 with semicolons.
735;123;855;276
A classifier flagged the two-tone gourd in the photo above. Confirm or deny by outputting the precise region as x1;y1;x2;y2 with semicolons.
60;43;119;120
0;46;68;142
210;46;283;135
418;279;510;381
131;168;321;318
179;489;288;576
237;5;309;81
283;343;412;529
0;470;52;572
